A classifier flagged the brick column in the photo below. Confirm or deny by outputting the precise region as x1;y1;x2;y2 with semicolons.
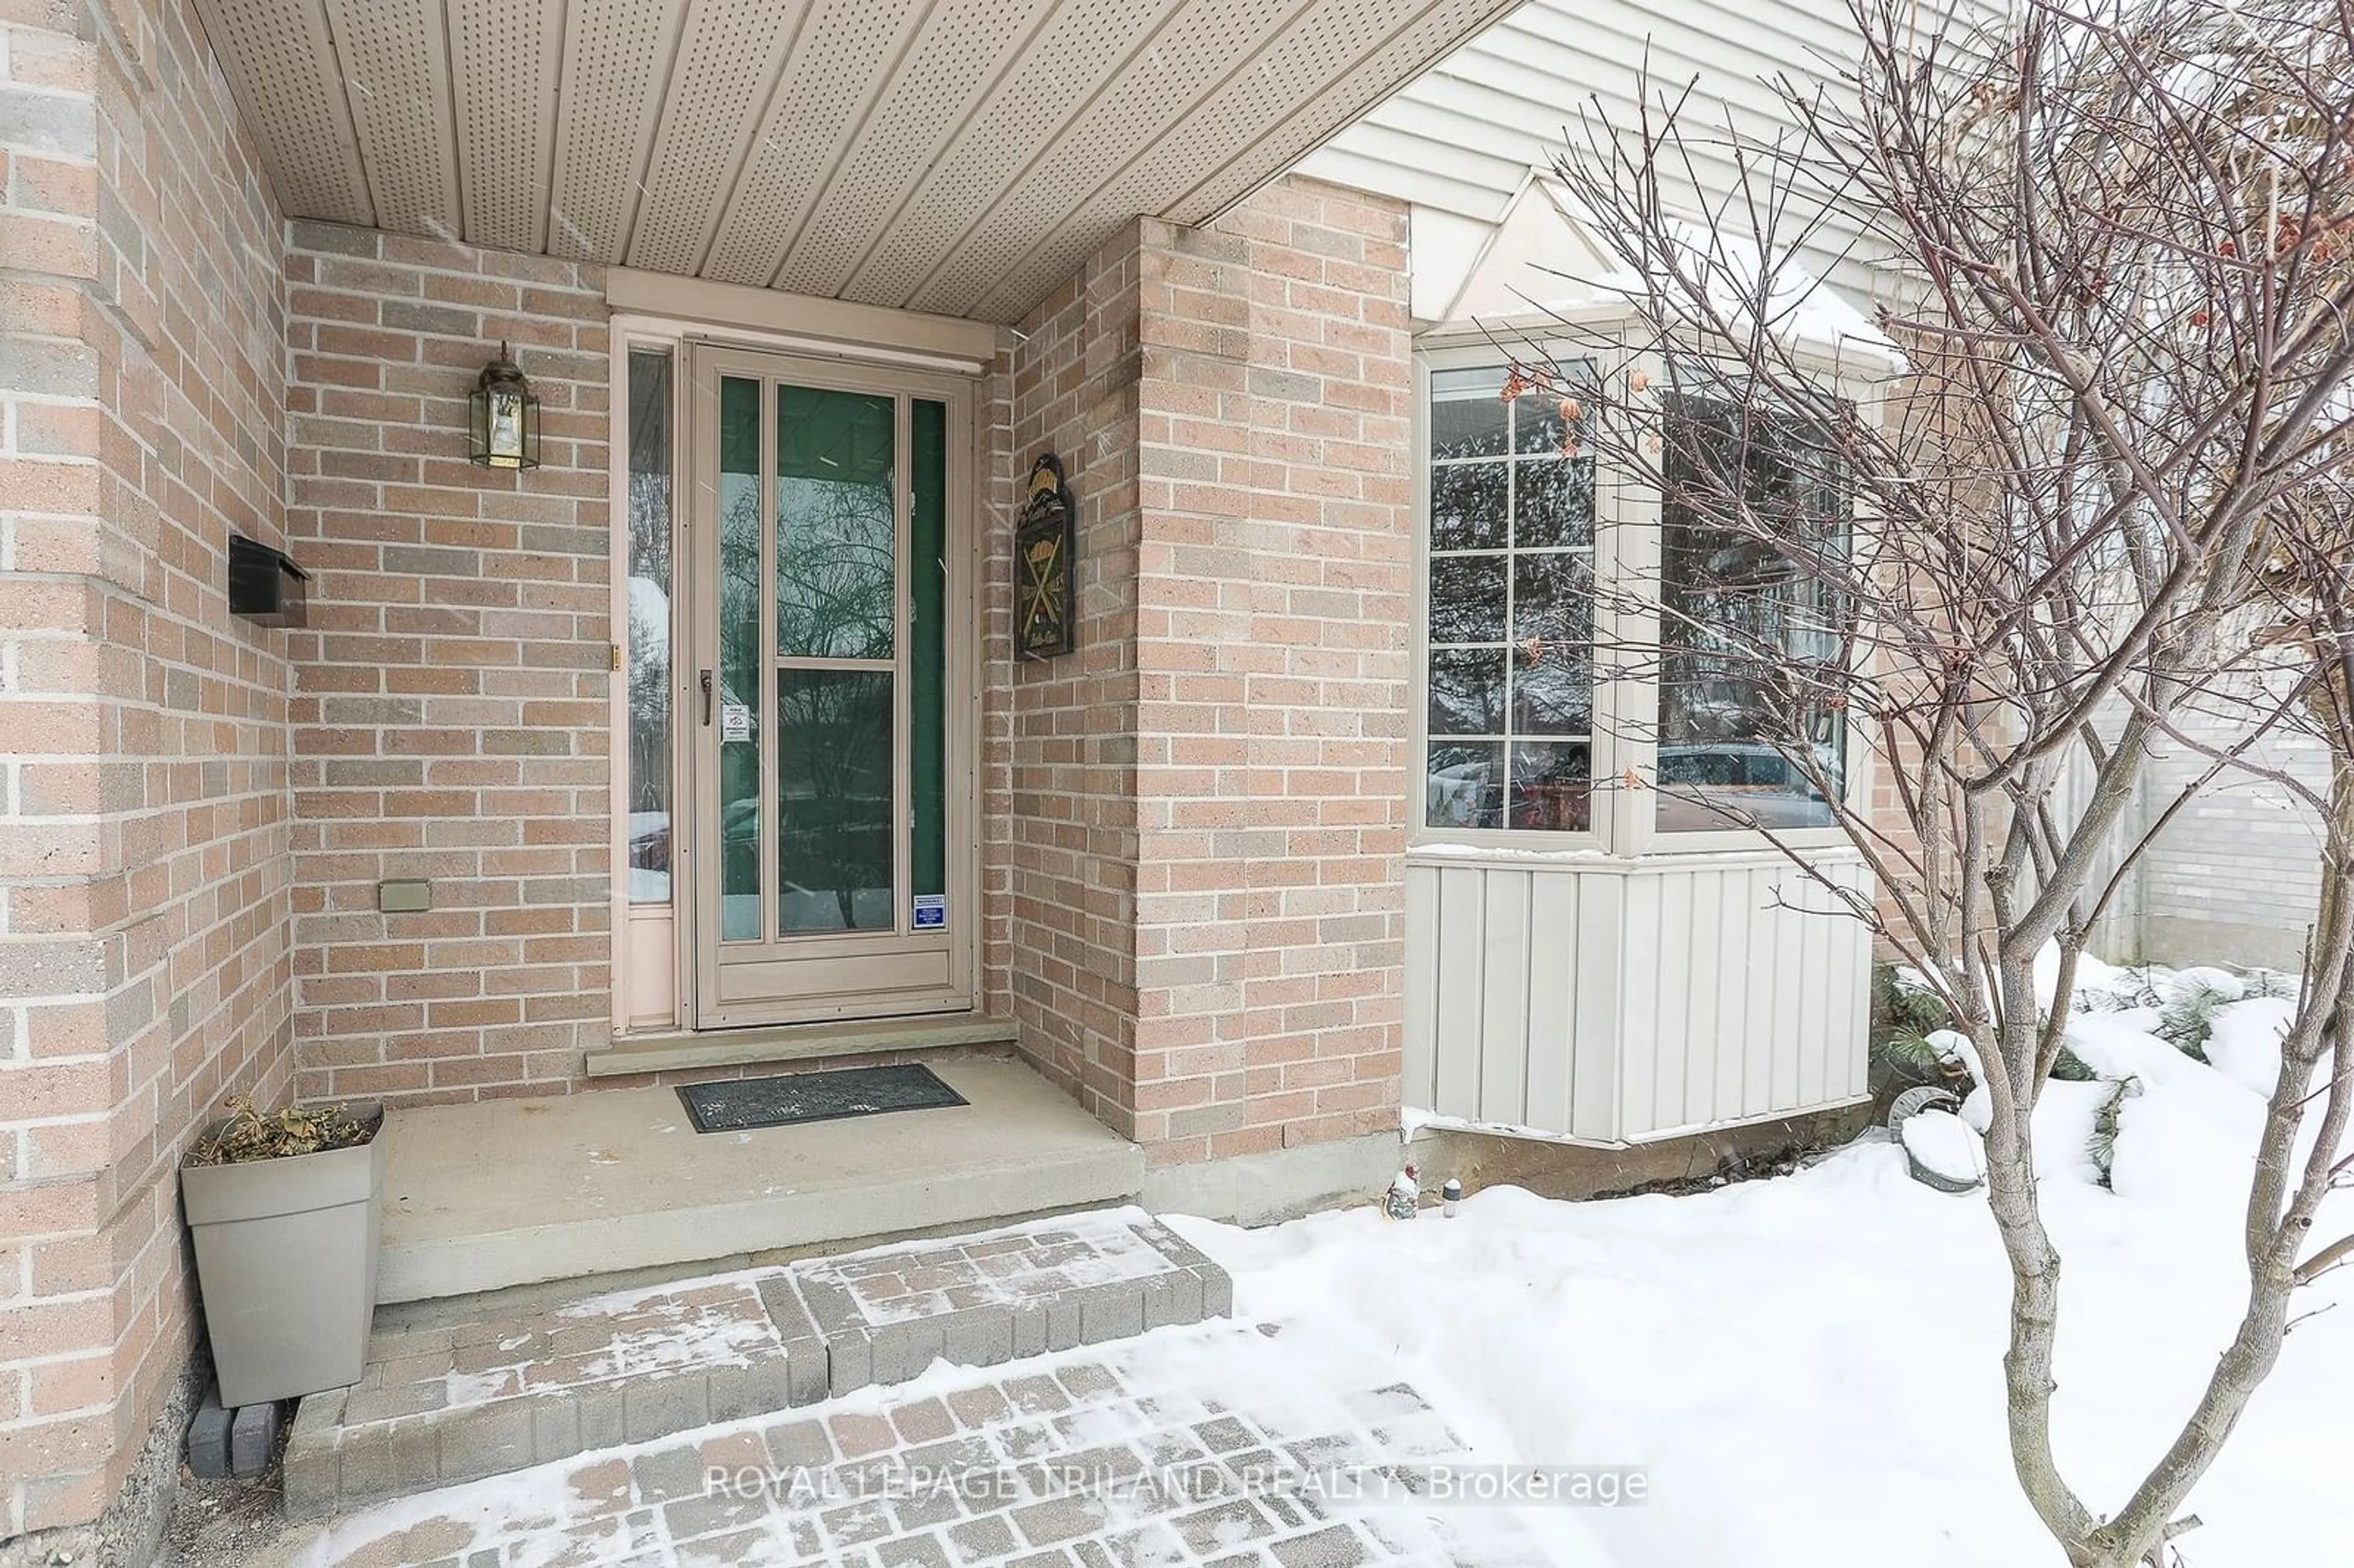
997;180;1412;1193
0;0;294;1537
1129;181;1413;1170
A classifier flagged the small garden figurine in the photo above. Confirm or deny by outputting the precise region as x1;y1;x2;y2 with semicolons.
1384;1163;1420;1220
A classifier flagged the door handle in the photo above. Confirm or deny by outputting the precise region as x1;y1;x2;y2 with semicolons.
699;669;714;726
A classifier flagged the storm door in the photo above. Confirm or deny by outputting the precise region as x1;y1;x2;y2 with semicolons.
685;345;970;1027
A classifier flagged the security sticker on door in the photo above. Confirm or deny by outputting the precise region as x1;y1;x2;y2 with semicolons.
720;704;752;742
912;894;947;930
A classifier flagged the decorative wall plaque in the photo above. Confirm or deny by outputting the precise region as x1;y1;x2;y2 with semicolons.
1016;451;1076;660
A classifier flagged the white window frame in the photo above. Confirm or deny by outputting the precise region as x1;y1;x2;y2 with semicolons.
1411;320;1875;862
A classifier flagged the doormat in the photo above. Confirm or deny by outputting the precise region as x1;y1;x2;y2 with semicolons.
676;1064;967;1134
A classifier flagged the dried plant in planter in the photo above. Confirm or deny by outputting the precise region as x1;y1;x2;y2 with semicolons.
186;1095;375;1166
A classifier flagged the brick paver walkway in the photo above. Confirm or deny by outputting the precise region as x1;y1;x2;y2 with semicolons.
794;1222;1183;1325
292;1211;1230;1517
288;1319;1566;1568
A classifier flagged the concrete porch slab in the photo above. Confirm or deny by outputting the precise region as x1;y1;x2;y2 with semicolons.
376;1057;1145;1303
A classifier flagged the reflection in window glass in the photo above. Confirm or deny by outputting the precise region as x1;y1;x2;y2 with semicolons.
1430;463;1507;552
1430;366;1510;458
625;349;672;904
1428;555;1508;645
1514;459;1594;549
1425;741;1505;830
1427;647;1506;736
1512;653;1590;737
1656;396;1851;832
910;400;948;913
777;387;896;660
778;669;894;932
718;376;762;940
1510;741;1589;831
1424;360;1596;832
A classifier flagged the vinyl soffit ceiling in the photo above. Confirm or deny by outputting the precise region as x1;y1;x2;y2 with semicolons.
192;0;1523;325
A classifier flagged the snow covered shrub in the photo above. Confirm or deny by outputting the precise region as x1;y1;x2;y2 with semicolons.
2153;981;2238;1064
2087;1078;2141;1190
2078;966;2167;1013
1872;965;1959;1078
2236;968;2296;1001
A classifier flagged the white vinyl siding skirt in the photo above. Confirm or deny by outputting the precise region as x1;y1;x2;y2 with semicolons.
1404;847;1873;1141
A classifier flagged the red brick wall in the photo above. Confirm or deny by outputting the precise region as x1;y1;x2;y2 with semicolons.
0;0;293;1536
992;180;1412;1167
280;226;611;1107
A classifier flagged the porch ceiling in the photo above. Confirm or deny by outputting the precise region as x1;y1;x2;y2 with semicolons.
191;0;1518;325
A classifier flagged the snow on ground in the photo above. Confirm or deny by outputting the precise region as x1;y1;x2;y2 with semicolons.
1173;973;2352;1568
275;961;2348;1567
1899;1106;1983;1185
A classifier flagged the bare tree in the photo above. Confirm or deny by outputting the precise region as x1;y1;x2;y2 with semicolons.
1510;2;2354;1562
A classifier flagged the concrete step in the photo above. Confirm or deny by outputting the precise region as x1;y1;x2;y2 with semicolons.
376;1054;1143;1303
283;1208;1233;1520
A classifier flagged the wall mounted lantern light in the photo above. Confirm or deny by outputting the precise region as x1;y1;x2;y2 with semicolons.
468;341;539;470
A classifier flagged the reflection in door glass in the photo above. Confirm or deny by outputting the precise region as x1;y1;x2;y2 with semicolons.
624;348;672;905
718;376;762;941
910;400;947;916
779;669;893;932
777;387;896;660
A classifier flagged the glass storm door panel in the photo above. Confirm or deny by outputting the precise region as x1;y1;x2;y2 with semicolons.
688;347;966;1029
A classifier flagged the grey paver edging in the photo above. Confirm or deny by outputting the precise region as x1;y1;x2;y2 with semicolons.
304;1319;1550;1568
284;1208;1233;1519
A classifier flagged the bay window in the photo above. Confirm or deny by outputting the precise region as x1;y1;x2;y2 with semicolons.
1656;392;1851;834
1424;361;1598;832
1417;343;1858;850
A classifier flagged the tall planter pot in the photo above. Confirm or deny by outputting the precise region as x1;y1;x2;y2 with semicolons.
181;1106;384;1408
